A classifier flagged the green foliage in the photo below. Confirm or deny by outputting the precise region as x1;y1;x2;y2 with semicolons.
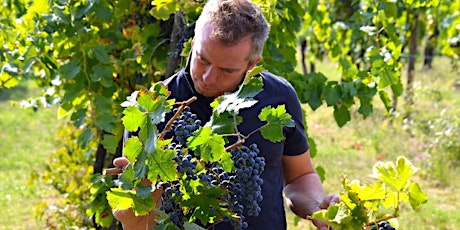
34;125;98;229
107;78;293;228
312;156;427;230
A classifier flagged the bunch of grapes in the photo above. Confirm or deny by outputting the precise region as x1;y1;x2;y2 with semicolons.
160;181;185;227
172;106;201;145
160;106;265;229
371;221;396;230
230;144;265;218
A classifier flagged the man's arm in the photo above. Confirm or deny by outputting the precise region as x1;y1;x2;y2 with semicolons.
282;150;339;228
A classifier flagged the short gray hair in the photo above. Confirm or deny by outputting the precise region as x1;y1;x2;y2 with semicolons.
194;0;270;63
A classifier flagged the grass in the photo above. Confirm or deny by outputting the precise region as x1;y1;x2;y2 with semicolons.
1;56;459;230
0;81;63;230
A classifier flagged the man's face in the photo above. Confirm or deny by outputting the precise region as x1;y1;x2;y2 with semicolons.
190;25;260;97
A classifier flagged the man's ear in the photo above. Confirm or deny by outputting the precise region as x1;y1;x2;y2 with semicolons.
248;56;262;70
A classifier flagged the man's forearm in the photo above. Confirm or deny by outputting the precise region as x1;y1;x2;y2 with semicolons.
283;172;326;218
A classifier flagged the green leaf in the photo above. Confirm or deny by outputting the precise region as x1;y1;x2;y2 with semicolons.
304;72;327;110
383;1;397;19
348;180;386;201
95;112;117;132
212;77;263;116
238;76;264;98
144;119;158;154
325;82;341;106
74;0;95;19
333;105;351;127
147;145;178;181
391;79;404;97
94;3;113;20
123;137;143;163
134;151;148;178
378;66;399;89
408;182;428;210
102;134;118;154
259;105;295;142
106;188;155;216
150;0;178;20
369;156;417;191
60;60;81;79
136;184;154;198
187;127;229;163
91;65;113;87
181;186;227;225
77;127;93;149
208;111;242;135
378;91;392;112
358;97;373;118
94;45;110;64
119;167;136;190
137;87;172;124
243;66;265;83
122;106;147;132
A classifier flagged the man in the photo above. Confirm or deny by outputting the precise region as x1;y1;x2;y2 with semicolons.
113;0;339;229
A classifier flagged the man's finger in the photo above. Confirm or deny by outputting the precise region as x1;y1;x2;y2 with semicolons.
113;157;130;167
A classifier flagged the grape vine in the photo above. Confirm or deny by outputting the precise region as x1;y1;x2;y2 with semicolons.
310;156;428;230
105;70;295;229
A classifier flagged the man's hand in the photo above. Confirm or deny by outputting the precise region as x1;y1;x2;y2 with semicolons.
111;157;162;230
312;194;340;230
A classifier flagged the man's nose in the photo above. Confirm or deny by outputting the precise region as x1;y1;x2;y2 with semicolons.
202;66;217;85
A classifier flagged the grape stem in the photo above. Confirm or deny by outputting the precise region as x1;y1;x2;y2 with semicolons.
225;139;244;151
159;96;197;139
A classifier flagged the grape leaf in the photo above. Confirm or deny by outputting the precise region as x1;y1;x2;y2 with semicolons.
348;180;386;201
187;127;230;164
134;151;148;178
94;45;110;64
102;134;118;154
106;188;155;216
122;106;147;132
239;75;263;98
59;60;81;79
123;137;143;162
407;182;428;210
208;111;242;134
211;77;263;116
258;105;295;142
136;87;172;125
324;82;341;106
181;186;227;225
146;146;178;181
119;166;135;190
369;156;417;191
144;119;158;154
243;66;265;83
333;104;351;127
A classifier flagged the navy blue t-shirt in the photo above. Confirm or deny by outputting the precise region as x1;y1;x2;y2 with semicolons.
124;63;309;229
